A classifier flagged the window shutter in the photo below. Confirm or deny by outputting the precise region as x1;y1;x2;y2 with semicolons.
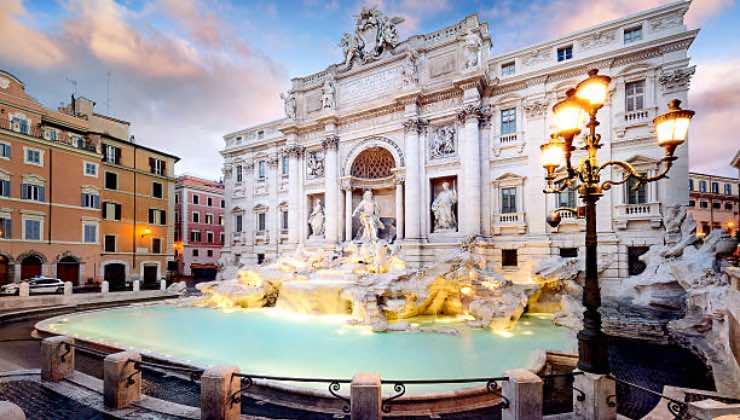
161;161;166;175
21;184;27;200
102;203;108;219
101;146;107;162
93;195;100;209
148;209;154;224
114;148;121;164
115;204;122;220
38;186;45;202
4;218;10;238
81;193;86;207
161;211;166;225
149;157;155;173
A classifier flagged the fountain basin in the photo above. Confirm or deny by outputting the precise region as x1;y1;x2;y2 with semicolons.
36;303;574;396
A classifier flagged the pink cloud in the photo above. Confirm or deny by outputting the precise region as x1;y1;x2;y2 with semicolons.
0;0;66;69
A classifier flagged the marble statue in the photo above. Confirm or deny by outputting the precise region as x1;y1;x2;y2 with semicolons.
280;90;296;120
430;125;456;159
352;190;384;242
308;199;325;237
339;7;404;69
306;151;324;178
401;49;419;88
431;182;457;232
321;77;336;110
463;29;481;71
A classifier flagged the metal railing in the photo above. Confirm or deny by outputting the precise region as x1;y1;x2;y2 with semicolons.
378;376;510;413
231;372;352;412
609;375;697;420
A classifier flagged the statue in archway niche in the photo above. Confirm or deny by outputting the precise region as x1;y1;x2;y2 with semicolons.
432;182;457;232
308;199;325;238
352;190;384;242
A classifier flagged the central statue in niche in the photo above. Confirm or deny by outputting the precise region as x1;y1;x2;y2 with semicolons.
432;182;458;232
352;190;384;241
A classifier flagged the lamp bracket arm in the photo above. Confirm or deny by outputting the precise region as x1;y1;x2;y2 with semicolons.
598;157;674;191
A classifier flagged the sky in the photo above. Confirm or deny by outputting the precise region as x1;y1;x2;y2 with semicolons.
1;0;739;179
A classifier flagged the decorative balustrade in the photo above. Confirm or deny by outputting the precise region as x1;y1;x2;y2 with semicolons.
615;202;661;219
498;132;518;144
624;109;650;125
496;212;522;224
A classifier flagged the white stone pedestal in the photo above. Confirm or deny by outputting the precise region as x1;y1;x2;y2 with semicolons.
103;351;141;409
41;336;74;382
502;368;543;420
19;282;29;297
101;281;109;294
201;365;241;420
133;280;140;292
351;373;382;420
63;281;73;296
573;371;616;420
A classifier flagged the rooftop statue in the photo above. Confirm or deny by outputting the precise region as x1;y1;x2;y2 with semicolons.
339;7;405;70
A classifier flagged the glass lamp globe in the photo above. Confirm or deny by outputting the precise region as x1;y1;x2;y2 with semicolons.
541;136;565;172
553;89;584;139
654;99;694;149
575;69;611;110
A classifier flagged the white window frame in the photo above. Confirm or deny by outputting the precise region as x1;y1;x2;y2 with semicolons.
207;231;214;243
82;221;99;244
83;161;99;177
0;141;11;160
151;237;162;254
205;213;214;224
191;230;201;242
104;234;117;252
500;61;515;77
192;211;200;223
152;158;165;175
22;214;43;241
623;25;642;44
23;146;44;167
152;181;163;199
104;171;119;190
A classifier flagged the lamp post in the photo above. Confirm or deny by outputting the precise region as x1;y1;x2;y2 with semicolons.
540;69;694;374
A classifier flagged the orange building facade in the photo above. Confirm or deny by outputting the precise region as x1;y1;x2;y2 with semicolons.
687;172;739;237
0;69;178;287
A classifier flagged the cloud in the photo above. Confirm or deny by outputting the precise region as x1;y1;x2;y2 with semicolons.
687;59;740;175
0;0;66;69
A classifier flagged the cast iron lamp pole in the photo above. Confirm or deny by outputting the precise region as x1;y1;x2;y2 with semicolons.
540;69;695;374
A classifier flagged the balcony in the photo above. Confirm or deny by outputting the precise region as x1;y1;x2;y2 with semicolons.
0;119;98;153
623;109;650;125
493;212;527;234
254;230;270;244
614;202;662;230
494;132;525;156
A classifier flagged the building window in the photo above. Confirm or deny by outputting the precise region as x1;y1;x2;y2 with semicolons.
257;213;266;231
699;201;708;209
625;177;647;204
21;183;45;202
725;202;734;211
84;162;98;177
257;253;265;264
193;194;199;205
699;180;707;192
0;216;11;239
502;249;518;267
558;188;577;209
105;172;118;190
44;128;58;141
0;143;10;159
23;218;42;241
11;116;29;134
83;223;97;243
688;179;694;191
501;187;517;213
103;202;122;221
625;80;645;112
624;26;642;43
219;232;225;243
219;215;224;225
688;200;695;207
282;156;289;176
205;213;214;224
152;238;162;254
236;165;243;183
81;192;100;209
724;184;732;195
281;210;288;230
175;193;179;203
149;158;166;175
500;108;516;135
207;197;213;207
102;144;121;164
152;182;163;199
711;182;719;194
149;209;167;225
701;222;710;234
207;250;213;257
221;200;225;208
24;148;42;166
258;161;266;179
192;212;200;223
191;231;201;242
192;249;199;257
501;61;515;77
104;235;117;252
207;232;214;243
712;202;721;209
628;246;649;276
557;45;573;62
560;248;578;258
0;178;10;197
235;215;243;233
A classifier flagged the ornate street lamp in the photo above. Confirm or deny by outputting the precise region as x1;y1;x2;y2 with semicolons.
540;69;694;374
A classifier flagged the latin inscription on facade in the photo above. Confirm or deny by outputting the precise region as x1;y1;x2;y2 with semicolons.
338;67;402;107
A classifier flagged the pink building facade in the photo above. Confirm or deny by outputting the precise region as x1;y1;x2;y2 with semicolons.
175;176;225;278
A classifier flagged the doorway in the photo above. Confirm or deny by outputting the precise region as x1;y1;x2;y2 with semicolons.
20;255;43;280
57;256;80;285
104;263;126;291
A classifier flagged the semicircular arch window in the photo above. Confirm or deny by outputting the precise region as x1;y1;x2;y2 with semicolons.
350;147;395;179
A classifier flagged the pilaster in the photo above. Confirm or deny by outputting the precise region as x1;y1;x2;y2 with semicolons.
323;134;340;243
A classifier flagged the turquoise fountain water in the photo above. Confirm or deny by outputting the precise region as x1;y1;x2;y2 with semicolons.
39;305;574;394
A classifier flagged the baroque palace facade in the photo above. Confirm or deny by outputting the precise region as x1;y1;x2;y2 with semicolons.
0;70;178;287
221;2;696;287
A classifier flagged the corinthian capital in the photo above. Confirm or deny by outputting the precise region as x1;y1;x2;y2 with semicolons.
403;118;429;135
284;144;305;158
322;134;340;151
457;104;482;123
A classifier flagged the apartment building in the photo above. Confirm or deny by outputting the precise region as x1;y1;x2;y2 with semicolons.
688;172;739;237
174;175;225;279
0;69;179;288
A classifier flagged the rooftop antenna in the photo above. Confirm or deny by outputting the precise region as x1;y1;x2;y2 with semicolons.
65;77;78;97
105;71;111;114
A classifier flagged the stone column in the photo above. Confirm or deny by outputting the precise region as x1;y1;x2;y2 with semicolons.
350;373;382;420
395;177;404;240
343;180;353;241
323;135;340;243
285;142;304;245
103;351;141;409
479;106;493;236
502;368;543;420
41;336;74;382
403;118;426;240
573;371;616;420
201;365;241;420
457;104;483;236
